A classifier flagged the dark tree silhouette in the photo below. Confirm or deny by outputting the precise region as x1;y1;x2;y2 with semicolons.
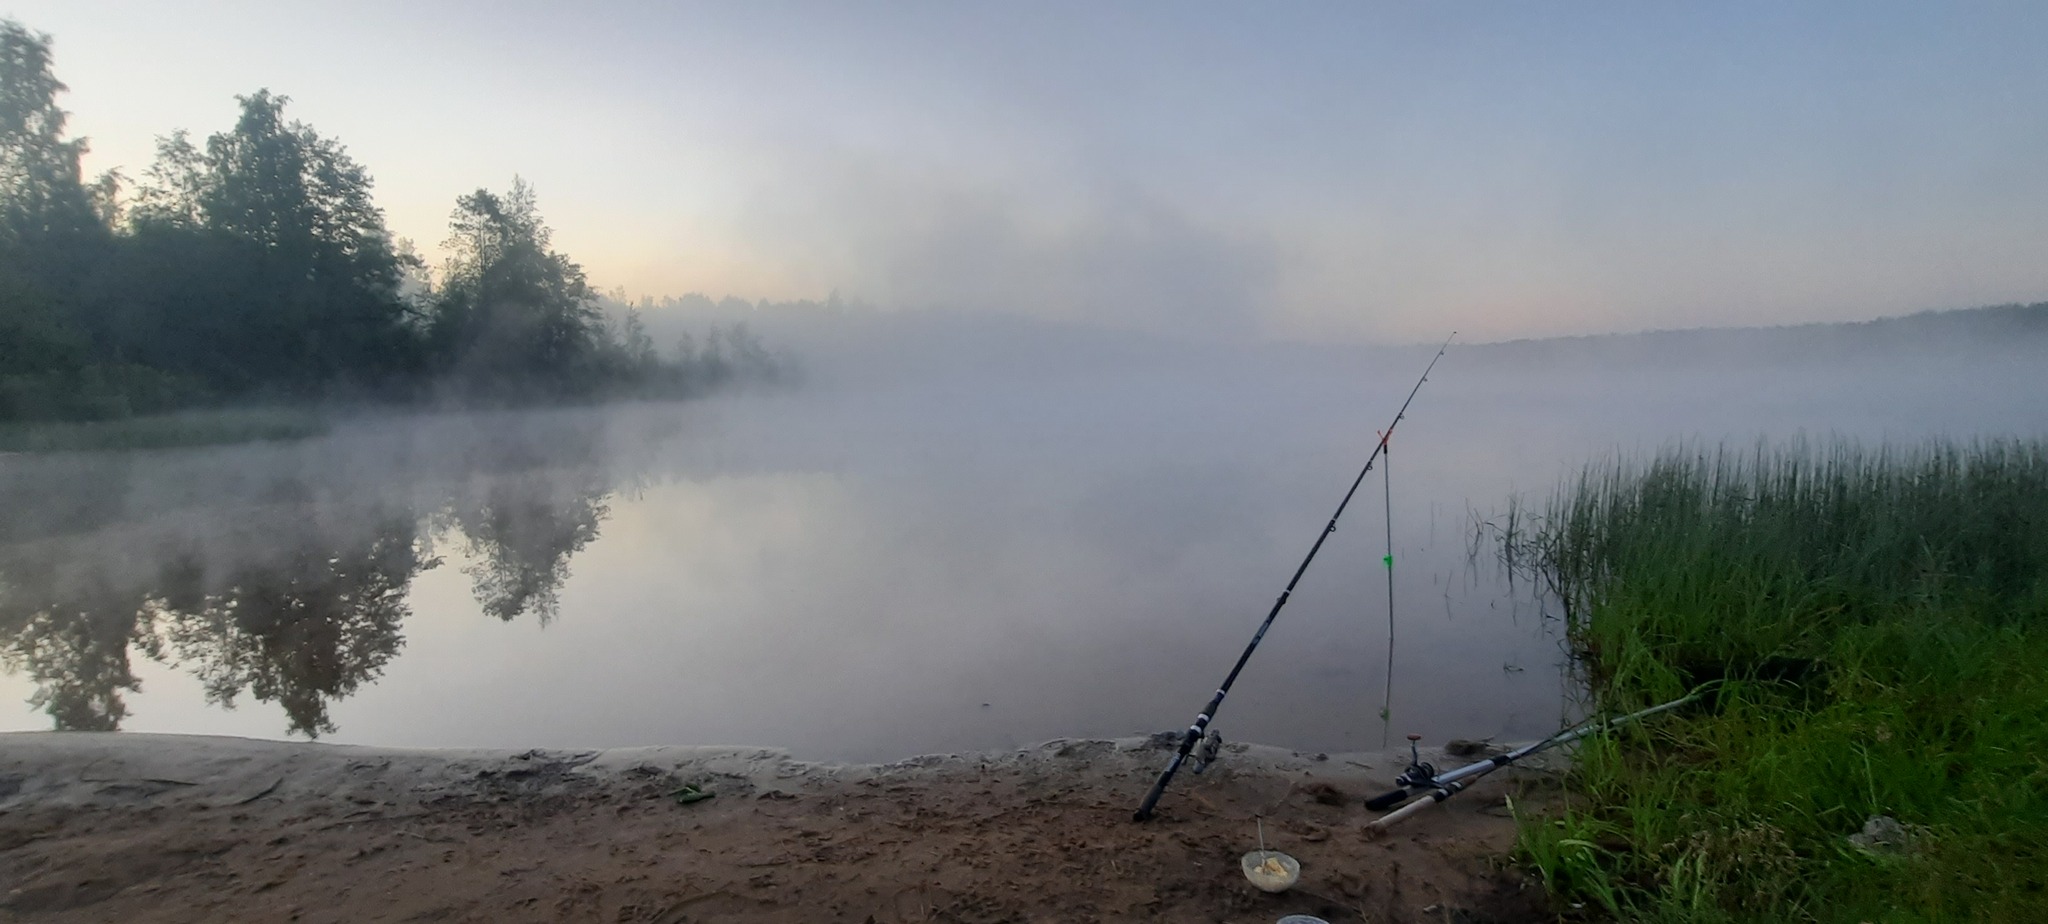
120;90;422;391
429;178;609;398
0;20;118;420
0;20;103;263
0;15;779;426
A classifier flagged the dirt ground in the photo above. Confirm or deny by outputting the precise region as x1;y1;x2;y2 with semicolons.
0;732;1560;923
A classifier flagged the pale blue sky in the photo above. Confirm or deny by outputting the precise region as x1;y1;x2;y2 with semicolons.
12;1;2048;340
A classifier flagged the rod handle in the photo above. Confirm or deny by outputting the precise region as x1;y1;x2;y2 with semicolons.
1365;788;1442;833
1132;751;1187;821
1364;788;1413;812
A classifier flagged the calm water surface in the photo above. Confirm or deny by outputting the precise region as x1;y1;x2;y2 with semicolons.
2;338;2038;760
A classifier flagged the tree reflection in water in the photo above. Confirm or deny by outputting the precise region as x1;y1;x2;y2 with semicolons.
0;567;154;731
150;512;434;737
442;472;611;625
0;422;629;735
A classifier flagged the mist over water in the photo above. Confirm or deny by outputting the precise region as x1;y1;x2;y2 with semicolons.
2;312;2042;761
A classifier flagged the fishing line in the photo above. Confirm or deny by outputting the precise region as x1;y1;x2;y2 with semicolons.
1132;333;1455;822
1379;428;1395;748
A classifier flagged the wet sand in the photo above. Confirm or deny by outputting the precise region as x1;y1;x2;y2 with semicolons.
0;732;1558;922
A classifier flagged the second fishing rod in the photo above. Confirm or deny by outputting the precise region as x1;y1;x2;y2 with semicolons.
1133;332;1456;822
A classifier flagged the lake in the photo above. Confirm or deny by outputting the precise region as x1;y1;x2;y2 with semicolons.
2;324;2040;761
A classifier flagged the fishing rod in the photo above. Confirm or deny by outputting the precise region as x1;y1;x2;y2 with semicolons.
1132;332;1456;822
1362;687;1707;834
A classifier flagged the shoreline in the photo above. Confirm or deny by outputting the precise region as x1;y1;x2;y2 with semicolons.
0;731;1560;922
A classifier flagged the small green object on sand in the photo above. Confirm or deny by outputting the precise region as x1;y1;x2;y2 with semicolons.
671;784;714;805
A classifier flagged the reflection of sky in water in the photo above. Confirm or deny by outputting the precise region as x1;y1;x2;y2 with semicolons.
2;333;2042;760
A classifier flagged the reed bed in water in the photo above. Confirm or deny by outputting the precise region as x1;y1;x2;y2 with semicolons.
1517;439;2048;922
0;407;328;452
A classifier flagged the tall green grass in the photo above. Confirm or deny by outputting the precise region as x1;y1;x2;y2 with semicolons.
1519;439;2048;921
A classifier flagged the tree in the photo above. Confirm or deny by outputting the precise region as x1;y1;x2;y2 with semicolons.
127;130;207;230
0;20;134;420
0;19;102;258
198;90;312;253
1;18;771;419
430;178;605;396
122;90;421;391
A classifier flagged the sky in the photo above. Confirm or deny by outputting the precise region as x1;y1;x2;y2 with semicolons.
10;1;2048;342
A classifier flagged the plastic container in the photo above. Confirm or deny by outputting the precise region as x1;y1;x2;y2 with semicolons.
1239;850;1301;893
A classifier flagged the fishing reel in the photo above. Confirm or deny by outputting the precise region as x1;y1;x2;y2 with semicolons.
1191;729;1224;774
1364;734;1437;811
1395;733;1437;787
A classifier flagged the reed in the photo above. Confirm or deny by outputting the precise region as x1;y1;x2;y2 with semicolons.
0;407;329;453
1519;439;2048;921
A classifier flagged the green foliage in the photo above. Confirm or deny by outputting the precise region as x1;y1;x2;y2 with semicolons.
669;320;780;394
0;263;86;376
430;178;608;396
0;20;103;257
0;18;777;435
1518;440;2048;921
117;89;421;392
0;20;111;414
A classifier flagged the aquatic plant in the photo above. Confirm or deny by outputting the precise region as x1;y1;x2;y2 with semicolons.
0;407;329;452
1518;439;2048;921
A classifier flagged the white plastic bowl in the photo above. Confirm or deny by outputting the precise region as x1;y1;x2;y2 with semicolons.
1240;850;1301;893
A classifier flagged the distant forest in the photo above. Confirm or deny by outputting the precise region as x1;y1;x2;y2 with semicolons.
0;20;776;424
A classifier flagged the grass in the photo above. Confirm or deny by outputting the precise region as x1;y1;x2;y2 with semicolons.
0;407;329;452
1514;439;2048;922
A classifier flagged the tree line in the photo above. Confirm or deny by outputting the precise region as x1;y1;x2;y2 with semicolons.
0;20;775;423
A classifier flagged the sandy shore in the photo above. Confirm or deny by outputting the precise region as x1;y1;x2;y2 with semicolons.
0;732;1559;923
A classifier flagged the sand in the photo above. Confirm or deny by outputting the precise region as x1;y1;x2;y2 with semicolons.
0;731;1559;922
